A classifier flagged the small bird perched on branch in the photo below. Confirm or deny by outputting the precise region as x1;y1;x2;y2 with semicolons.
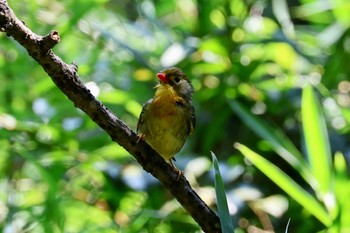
137;67;195;180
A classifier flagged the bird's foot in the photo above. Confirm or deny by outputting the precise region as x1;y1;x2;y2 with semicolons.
136;133;145;143
174;168;183;181
169;159;183;181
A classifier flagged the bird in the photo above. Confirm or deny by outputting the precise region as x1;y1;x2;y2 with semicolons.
137;67;195;180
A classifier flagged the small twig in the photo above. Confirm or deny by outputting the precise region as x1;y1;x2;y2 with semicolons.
0;1;221;232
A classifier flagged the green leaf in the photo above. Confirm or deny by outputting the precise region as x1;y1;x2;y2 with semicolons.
235;143;331;227
211;152;235;233
333;152;349;221
301;85;332;196
228;100;313;182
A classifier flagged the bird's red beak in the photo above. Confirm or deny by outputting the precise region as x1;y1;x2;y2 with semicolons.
157;72;168;83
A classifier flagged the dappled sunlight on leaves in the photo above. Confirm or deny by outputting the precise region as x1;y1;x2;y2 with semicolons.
2;0;350;232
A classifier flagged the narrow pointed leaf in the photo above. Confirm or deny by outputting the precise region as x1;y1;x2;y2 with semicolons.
301;85;332;196
211;152;235;233
235;143;331;227
228;100;313;182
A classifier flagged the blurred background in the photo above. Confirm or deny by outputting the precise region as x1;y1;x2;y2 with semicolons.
1;0;350;232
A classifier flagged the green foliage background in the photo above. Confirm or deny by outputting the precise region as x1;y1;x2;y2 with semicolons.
1;0;350;232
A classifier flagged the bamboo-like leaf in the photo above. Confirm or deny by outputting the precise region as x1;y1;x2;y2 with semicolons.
235;143;331;227
211;152;235;233
228;100;313;182
301;85;332;196
334;152;349;221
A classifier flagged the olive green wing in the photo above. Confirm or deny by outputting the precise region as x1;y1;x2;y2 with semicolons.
137;99;152;133
188;102;195;135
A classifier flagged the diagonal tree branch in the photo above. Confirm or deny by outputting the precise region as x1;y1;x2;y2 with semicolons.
0;1;221;232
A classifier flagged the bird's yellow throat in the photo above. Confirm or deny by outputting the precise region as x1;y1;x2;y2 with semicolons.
154;84;181;105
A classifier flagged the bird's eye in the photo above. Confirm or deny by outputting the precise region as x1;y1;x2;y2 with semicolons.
174;76;181;83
